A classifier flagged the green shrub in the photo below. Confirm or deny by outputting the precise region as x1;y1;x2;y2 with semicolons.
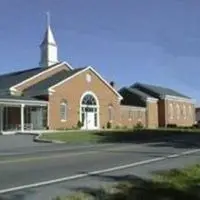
134;122;144;129
167;123;177;128
122;125;128;129
115;125;121;129
106;121;112;129
77;120;83;129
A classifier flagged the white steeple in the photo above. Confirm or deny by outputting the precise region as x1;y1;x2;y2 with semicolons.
39;12;59;67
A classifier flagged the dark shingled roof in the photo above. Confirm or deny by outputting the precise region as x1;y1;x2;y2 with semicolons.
24;68;85;96
132;82;190;99
0;62;62;91
126;87;153;99
118;87;147;107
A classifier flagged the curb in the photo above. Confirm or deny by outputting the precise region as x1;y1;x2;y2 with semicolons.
33;133;66;144
17;132;66;144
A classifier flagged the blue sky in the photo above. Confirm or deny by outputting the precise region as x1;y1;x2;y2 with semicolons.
0;0;200;103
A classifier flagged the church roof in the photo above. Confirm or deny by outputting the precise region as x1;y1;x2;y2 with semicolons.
132;82;190;99
118;87;147;107
24;68;85;96
0;62;61;93
126;87;153;99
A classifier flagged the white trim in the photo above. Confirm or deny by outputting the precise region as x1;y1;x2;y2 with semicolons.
79;91;100;130
21;104;25;132
9;61;73;92
0;106;3;132
0;98;48;106
164;95;195;104
146;97;158;103
120;105;146;112
47;104;50;128
48;66;123;100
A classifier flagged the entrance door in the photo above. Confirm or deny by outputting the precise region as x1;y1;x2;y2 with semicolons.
81;93;99;130
85;112;95;129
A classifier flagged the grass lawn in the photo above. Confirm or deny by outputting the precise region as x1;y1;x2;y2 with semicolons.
55;164;200;200
40;131;103;143
40;128;200;144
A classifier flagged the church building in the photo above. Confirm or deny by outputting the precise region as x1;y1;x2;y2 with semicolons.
0;20;196;134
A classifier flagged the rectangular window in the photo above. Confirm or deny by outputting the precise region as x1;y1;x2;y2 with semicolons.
60;103;67;121
128;110;132;120
108;107;112;121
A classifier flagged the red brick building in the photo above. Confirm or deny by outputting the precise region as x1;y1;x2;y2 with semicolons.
0;22;196;134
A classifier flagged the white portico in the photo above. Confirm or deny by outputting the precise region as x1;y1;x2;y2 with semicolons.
0;97;48;134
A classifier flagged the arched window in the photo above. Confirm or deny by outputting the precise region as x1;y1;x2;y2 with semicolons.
80;92;99;129
169;103;174;119
60;100;67;121
81;94;96;105
176;104;180;120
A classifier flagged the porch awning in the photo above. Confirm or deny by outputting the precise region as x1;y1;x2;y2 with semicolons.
0;95;48;106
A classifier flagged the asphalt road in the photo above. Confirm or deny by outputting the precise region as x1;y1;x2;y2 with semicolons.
0;134;200;200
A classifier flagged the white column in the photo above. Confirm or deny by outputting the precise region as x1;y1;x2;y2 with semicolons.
0;106;3;132
21;104;25;132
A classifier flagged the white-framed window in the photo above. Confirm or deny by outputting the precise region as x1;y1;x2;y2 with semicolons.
176;104;180;120
108;105;114;122
188;105;193;119
182;105;186;119
169;103;174;119
128;110;132;121
60;100;67;121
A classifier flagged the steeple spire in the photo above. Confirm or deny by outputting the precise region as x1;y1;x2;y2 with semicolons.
46;11;50;27
39;12;59;67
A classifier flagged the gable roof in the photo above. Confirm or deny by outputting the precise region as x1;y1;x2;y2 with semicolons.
132;82;190;99
0;62;72;94
24;68;85;96
0;64;57;92
9;62;73;92
48;66;123;100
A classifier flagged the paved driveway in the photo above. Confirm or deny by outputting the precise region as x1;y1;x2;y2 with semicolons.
0;134;53;153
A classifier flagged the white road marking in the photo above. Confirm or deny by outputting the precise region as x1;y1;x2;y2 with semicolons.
0;148;200;194
180;149;200;155
167;154;179;158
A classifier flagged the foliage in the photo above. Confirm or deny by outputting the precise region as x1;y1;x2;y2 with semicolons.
134;122;144;129
77;120;84;129
122;125;128;129
167;123;177;128
114;125;121;129
106;121;112;129
55;164;200;200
